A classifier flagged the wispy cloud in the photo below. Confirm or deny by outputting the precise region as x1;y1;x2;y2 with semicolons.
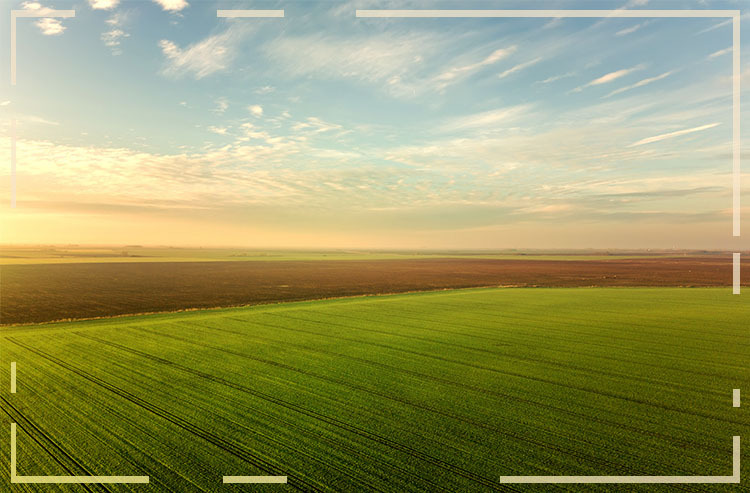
152;0;188;12
434;47;516;90
497;57;542;80
615;21;648;36
629;123;720;147
291;117;343;134
159;25;248;79
441;104;531;132
15;114;60;125
536;72;575;85
697;19;731;35
214;98;229;114
605;71;672;98
264;32;443;98
541;18;562;30
255;86;275;95
101;11;130;54
101;29;128;52
248;105;263;117
707;47;731;59
572;64;643;92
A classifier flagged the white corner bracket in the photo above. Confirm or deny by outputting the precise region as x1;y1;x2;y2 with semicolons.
10;9;75;85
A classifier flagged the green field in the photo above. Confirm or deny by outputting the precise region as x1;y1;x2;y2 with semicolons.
1;288;747;491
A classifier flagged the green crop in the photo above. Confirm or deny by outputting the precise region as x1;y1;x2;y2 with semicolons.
1;287;747;491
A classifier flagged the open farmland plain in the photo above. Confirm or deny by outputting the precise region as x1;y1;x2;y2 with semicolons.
0;287;748;491
1;254;747;325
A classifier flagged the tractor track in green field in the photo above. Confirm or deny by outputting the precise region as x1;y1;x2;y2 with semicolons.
416;299;750;352
72;334;459;493
256;312;744;427
167;318;727;457
285;303;749;372
0;396;110;493
101;324;698;483
65;332;516;492
357;302;743;381
9;335;511;492
4;338;327;493
283;307;732;394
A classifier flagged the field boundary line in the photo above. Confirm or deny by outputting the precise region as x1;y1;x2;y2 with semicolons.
9;423;149;484
499;436;739;483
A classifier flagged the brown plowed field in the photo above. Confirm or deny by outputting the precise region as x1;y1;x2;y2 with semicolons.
1;256;745;325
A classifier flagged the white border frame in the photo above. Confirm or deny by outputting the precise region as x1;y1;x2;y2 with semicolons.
4;6;743;487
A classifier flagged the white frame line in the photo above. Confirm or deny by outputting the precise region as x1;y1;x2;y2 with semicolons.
356;9;739;18
497;437;740;484
10;9;75;86
10;362;16;394
10;423;149;484
223;476;288;483
10;118;16;208
4;6;743;488
217;10;284;18
733;14;741;236
734;253;741;294
9;10;75;209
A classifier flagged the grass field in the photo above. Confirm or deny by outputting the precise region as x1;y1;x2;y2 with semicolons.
0;287;747;491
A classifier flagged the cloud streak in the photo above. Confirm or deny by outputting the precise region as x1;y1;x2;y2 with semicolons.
440;104;531;132
605;71;672;98
615;21;648;36
435;47;516;90
498;57;542;80
572;65;645;93
707;47;731;59
629;123;720;147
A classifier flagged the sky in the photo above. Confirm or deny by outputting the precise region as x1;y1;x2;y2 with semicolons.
0;0;749;250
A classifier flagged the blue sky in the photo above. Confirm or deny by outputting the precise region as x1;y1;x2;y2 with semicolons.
1;0;748;249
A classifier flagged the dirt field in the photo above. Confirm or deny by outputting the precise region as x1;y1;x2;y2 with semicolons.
1;255;745;325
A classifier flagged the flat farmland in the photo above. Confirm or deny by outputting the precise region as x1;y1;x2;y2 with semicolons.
1;255;747;325
0;288;747;492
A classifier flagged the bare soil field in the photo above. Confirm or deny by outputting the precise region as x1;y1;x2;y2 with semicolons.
1;256;745;325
